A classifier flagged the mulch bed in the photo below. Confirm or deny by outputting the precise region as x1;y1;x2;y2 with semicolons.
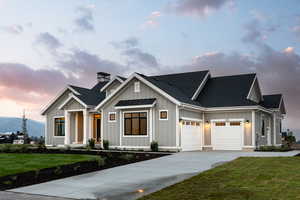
0;149;169;190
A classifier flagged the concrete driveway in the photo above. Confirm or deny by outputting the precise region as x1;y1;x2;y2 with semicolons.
10;151;300;200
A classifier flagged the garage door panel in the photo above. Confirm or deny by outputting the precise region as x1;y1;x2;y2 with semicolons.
181;121;202;151
212;121;243;150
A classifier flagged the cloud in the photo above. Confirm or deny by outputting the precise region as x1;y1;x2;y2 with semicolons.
165;0;232;17
283;47;295;54
111;37;159;72
191;44;300;130
74;5;95;32
250;10;269;22
242;19;278;43
35;32;63;56
292;25;300;38
141;11;162;29
0;25;23;34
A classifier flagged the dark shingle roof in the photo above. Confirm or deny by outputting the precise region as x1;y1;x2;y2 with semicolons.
115;98;156;107
69;81;108;106
137;71;209;106
196;73;257;107
117;76;127;81
260;94;282;108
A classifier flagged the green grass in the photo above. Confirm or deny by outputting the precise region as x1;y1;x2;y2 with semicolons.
140;157;300;200
0;153;99;177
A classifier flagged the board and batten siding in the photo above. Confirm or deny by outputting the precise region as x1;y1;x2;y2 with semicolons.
101;78;177;148
105;80;122;97
179;109;203;120
255;111;274;146
204;111;253;146
44;90;70;146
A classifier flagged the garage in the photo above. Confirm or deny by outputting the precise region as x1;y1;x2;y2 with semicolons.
211;119;243;150
181;119;202;151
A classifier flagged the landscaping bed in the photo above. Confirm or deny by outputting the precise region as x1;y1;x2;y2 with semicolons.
0;147;169;190
254;145;292;152
139;157;300;200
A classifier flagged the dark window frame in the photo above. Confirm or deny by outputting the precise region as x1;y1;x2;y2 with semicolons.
124;112;147;136
261;119;265;136
54;117;65;136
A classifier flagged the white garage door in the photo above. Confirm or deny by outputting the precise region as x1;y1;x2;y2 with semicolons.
211;120;243;150
181;120;202;151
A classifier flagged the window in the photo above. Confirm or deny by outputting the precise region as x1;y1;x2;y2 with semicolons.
230;121;241;126
124;112;147;136
134;81;140;93
159;110;168;120
261;119;265;136
54;117;65;136
215;122;226;126
108;112;116;122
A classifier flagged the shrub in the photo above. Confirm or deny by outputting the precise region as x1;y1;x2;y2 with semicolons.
97;157;106;166
88;139;95;149
119;154;134;161
54;166;62;175
103;140;109;150
257;145;291;152
150;141;159;152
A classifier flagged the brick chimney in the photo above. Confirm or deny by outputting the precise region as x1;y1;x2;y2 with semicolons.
97;72;110;82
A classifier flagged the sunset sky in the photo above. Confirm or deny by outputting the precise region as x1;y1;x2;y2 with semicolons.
0;0;300;134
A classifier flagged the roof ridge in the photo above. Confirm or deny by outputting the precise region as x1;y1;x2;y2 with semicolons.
211;73;256;79
149;70;209;78
68;84;90;90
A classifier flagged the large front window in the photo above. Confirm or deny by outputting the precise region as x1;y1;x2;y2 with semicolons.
124;112;147;136
54;117;65;136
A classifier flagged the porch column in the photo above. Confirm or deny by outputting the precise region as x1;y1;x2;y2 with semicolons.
273;112;276;145
64;111;71;145
252;110;256;147
83;109;90;144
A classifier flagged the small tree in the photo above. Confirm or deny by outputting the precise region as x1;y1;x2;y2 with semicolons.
283;129;296;147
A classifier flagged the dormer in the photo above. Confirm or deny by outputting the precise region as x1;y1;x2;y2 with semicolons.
247;75;263;103
100;75;126;97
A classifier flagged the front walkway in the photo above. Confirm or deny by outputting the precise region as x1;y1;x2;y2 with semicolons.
10;151;300;200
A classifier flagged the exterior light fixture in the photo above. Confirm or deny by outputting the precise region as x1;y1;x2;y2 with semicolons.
245;120;250;124
137;189;144;193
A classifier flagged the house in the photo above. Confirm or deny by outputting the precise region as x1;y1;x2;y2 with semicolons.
41;70;286;151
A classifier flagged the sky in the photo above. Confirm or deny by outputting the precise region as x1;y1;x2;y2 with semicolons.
0;0;300;134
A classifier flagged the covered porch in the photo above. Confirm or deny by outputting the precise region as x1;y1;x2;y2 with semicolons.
64;110;102;146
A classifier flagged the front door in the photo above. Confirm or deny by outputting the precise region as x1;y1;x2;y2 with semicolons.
93;114;101;143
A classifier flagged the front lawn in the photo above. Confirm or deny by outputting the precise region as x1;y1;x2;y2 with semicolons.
140;157;300;200
0;153;99;177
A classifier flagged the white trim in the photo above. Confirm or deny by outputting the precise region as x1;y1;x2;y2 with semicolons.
41;86;81;115
175;106;179;147
100;76;124;92
205;106;273;114
246;75;264;102
191;71;210;100
159;110;169;120
228;118;244;122
202;112;205;148
58;94;89;110
83;109;89;144
44;115;48;145
273;112;277;145
109;145;180;150
95;73;181;110
203;145;212;147
122;110;149;138
108;112;117;122
53;115;65;138
115;102;156;110
180;117;203;122
75;112;78;144
252;111;256;147
134;81;140;93
211;119;226;122
64;111;71;144
243;145;255;148
149;108;153;143
119;110;122;146
100;109;104;148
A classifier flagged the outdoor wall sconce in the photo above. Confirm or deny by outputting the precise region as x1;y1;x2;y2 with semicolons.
245;120;250;124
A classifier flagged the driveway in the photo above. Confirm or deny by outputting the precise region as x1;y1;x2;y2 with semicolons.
10;151;300;200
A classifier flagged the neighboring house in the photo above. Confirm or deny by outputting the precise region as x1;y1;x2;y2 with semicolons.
41;71;286;151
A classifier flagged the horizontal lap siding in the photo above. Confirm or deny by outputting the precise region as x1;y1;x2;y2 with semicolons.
179;109;203;119
63;99;85;110
204;111;252;146
102;78;177;148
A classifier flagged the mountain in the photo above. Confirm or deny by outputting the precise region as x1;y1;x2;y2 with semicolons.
0;117;44;137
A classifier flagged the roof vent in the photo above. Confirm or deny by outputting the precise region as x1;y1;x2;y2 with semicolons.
97;72;110;82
